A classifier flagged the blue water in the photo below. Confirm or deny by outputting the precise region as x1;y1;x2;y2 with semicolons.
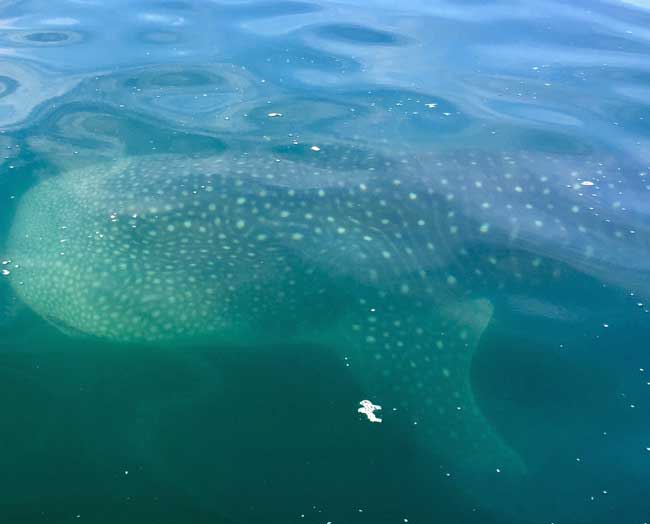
1;0;650;523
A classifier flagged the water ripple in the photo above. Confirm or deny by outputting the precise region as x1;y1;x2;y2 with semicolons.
0;29;85;46
314;23;409;46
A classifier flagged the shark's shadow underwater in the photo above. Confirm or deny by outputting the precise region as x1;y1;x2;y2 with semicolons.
0;138;647;523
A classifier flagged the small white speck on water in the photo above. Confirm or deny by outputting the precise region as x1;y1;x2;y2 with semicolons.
581;181;595;186
267;112;283;117
310;145;321;152
1;269;10;276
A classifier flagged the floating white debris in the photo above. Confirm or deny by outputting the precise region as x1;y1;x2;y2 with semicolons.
358;399;382;423
425;103;437;108
1;269;10;276
310;145;321;152
267;112;283;118
581;181;595;186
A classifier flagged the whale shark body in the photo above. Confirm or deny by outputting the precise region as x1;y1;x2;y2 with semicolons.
3;144;647;515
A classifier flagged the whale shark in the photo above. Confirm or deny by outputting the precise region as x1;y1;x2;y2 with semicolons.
2;141;647;518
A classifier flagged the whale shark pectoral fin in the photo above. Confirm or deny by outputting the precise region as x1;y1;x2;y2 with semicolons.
320;293;526;506
428;299;528;499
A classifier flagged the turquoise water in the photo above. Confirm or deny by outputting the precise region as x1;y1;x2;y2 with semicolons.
1;0;650;522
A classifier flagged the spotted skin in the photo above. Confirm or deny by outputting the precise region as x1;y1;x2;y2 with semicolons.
13;146;638;508
319;289;525;483
6;156;346;345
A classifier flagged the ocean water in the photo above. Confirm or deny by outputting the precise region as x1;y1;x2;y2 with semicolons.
1;0;650;522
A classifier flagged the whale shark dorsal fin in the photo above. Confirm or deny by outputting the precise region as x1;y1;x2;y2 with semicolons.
317;293;526;505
